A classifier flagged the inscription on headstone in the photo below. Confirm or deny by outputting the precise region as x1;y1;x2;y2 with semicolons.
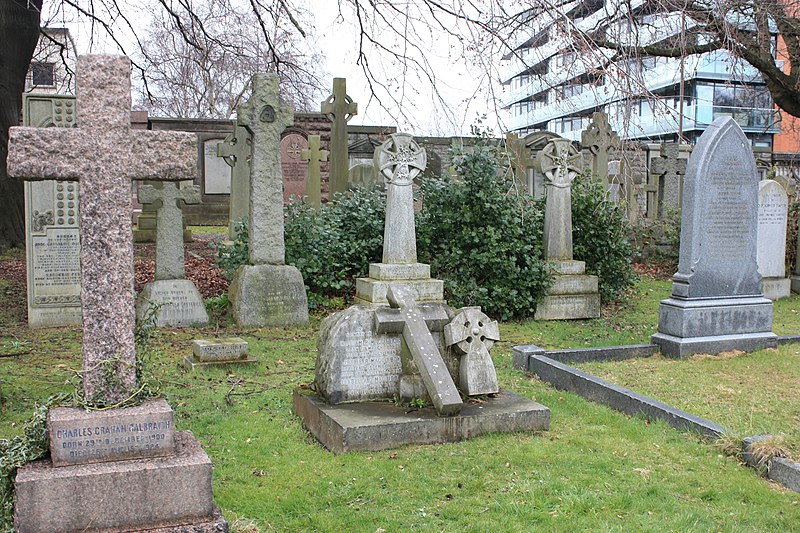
757;180;790;300
281;133;309;202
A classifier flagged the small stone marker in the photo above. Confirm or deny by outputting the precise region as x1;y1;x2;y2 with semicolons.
355;133;443;305
185;337;255;370
378;285;462;416
321;77;357;195
281;132;310;202
649;142;688;218
8;54;225;532
301;134;328;209
135;181;210;327
48;399;175;467
757;180;791;300
581;111;620;184
444;307;500;396
534;138;600;320
651;117;776;357
218;122;253;240
227;74;309;327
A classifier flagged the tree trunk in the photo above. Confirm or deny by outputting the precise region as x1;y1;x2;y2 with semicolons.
0;0;42;249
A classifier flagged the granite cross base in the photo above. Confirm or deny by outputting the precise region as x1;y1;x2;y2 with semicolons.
354;262;444;305
534;261;600;320
228;264;309;327
651;296;777;357
137;279;210;328
293;388;550;454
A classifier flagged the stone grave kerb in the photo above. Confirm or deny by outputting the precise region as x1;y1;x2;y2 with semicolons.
538;138;581;261
218;122;253;240
237;74;294;266
138;182;200;280
7;55;196;405
321;78;358;196
376;132;427;264
581;111;620;183
301;134;329;209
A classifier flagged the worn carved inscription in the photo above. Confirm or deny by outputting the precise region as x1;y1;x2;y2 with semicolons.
706;157;749;261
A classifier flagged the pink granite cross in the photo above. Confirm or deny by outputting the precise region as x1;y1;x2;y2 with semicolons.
7;55;196;405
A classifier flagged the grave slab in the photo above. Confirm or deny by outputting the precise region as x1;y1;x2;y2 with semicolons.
137;279;210;328
293;389;550;454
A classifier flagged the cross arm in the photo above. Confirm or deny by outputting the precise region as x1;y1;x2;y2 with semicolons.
125;130;197;181
7;127;86;181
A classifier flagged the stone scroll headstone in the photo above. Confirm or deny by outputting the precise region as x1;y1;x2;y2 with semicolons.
321;78;357;195
301;134;328;209
533;138;600;320
651;117;776;357
8;54;225;532
227;74;309;327
135;181;210;327
757;180;791;300
581;111;620;185
281;132;309;202
22;94;81;327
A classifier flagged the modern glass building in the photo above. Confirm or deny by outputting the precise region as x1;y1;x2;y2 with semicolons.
501;0;781;149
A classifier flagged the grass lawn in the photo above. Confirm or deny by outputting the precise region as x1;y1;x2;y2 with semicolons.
2;255;800;531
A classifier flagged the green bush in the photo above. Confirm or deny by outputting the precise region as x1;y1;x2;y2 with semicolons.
212;219;249;280
571;173;636;301
416;144;550;320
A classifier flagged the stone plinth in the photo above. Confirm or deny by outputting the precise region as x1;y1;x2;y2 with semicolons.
228;264;308;327
137;279;210;328
535;261;600;320
293;389;550;454
14;431;226;532
184;337;257;370
762;278;792;301
354;262;444;305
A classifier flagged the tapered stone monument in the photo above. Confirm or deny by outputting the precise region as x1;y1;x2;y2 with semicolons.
294;133;549;453
651;117;776;357
534;138;600;320
227;74;309;327
8;55;225;531
136;181;210;327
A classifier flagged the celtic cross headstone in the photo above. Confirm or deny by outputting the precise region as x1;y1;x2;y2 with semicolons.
650;142;688;217
321;78;357;195
581;111;620;184
217;122;253;240
301;134;328;209
538;138;581;260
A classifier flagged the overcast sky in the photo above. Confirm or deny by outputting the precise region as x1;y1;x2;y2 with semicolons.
49;1;503;137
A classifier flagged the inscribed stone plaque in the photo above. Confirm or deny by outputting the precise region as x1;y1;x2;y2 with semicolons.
23;94;81;327
757;180;789;278
203;138;231;194
47;399;175;467
281;133;309;202
192;337;249;361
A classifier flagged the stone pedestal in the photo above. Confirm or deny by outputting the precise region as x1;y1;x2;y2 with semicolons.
137;279;210;328
354;262;444;305
762;277;791;301
228;264;308;327
534;260;600;320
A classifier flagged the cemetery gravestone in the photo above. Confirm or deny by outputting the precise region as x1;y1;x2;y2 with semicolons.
322;77;358;195
581;111;620;184
185;337;256;370
227;74;309;327
135;181;210;327
757;180;791;300
301;134;328;208
295;132;549;452
8;54;225;532
203;137;232;194
218;121;253;240
648;142;689;218
22;94;81;327
534;138;600;320
281;132;310;202
651;117;776;357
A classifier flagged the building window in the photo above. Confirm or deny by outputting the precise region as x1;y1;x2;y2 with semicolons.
31;62;55;86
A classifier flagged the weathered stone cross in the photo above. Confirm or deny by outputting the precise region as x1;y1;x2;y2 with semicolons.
7;55;196;405
650;142;687;217
217;123;253;240
300;134;328;209
375;133;427;264
321;78;357;195
537;138;581;261
581;111;620;184
375;285;462;416
506;132;534;186
238;74;294;266
138;182;201;280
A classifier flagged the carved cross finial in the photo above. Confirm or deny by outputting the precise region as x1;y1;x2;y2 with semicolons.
321;78;358;195
581;111;620;183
